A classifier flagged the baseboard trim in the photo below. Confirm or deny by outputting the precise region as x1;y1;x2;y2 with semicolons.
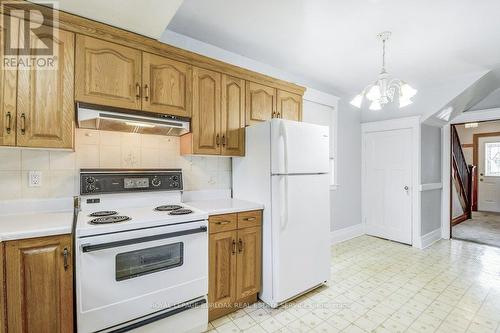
416;228;442;249
331;224;364;245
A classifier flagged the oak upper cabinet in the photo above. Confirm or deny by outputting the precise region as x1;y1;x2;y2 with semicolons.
246;81;276;126
16;28;75;149
142;53;192;117
221;75;245;156
236;226;262;300
181;67;221;155
5;235;73;333
76;35;142;110
209;230;237;315
277;90;302;122
0;15;18;147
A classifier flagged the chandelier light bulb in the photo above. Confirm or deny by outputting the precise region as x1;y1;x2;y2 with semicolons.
366;85;381;102
350;94;363;108
369;101;382;111
399;98;413;108
401;83;417;99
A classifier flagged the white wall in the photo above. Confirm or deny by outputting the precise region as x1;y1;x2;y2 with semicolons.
161;30;362;232
420;124;442;235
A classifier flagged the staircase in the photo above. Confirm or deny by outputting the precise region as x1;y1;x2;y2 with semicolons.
451;126;476;224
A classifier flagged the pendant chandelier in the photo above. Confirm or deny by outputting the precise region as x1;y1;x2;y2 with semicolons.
350;31;417;110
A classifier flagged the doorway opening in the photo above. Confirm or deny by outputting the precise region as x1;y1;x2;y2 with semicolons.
450;120;500;247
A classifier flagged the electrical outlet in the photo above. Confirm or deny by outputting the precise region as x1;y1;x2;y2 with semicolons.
28;171;42;187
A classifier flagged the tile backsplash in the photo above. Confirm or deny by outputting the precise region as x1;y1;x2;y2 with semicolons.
0;129;231;201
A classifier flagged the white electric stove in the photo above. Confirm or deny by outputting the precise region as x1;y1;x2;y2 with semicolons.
75;169;208;333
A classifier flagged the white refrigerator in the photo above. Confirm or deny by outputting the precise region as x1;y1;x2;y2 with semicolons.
233;119;331;308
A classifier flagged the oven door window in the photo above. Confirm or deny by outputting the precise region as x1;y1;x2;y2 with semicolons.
115;242;184;281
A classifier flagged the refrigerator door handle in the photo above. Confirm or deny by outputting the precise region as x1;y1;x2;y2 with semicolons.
279;120;289;174
280;175;289;230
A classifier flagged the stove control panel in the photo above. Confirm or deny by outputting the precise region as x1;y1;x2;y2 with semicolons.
80;170;183;195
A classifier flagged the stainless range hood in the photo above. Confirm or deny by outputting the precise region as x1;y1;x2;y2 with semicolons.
76;103;190;136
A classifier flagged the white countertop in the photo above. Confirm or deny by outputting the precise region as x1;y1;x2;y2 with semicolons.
185;198;263;215
0;210;74;242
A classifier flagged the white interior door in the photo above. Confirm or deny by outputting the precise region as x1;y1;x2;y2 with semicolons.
478;136;500;212
363;128;412;244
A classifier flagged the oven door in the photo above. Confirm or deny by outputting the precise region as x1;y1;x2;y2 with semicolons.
75;220;208;333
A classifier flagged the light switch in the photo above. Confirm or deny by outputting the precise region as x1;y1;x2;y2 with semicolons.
28;171;42;187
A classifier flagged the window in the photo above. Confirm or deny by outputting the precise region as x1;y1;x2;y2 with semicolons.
485;142;500;177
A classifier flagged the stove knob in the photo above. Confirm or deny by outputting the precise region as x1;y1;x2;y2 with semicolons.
152;177;162;187
172;175;179;181
172;182;179;188
86;176;96;184
86;184;96;192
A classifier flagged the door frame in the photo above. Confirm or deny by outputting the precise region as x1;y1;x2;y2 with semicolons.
361;116;421;247
441;108;500;239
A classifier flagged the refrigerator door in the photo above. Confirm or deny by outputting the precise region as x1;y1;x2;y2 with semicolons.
271;173;330;305
271;119;330;175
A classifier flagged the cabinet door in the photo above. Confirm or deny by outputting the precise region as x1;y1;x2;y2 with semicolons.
192;67;221;155
75;35;142;110
16;28;75;149
5;235;73;333
209;231;237;317
142;53;192;117
245;81;276;126
221;75;245;156
277;90;302;121
0;15;18;146
236;227;262;299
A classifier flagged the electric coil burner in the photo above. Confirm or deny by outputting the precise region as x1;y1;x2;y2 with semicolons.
155;205;183;212
168;208;193;216
89;211;118;217
89;216;131;225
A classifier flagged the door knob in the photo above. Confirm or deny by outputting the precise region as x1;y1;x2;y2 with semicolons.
404;186;409;191
480;173;484;176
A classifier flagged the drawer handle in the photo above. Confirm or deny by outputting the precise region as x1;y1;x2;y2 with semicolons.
6;112;11;134
243;217;256;222
214;220;230;225
232;240;236;255
238;239;243;253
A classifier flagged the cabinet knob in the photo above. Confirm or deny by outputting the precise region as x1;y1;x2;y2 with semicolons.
222;135;226;147
20;113;26;135
214;220;230;225
243;217;256;222
144;84;150;101
135;83;141;100
232;240;236;255
238;239;243;253
216;134;220;147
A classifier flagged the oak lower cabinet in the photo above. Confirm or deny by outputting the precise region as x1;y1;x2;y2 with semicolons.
0;19;75;149
208;210;262;321
181;72;246;156
2;235;73;333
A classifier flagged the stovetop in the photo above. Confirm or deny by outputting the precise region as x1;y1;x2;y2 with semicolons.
76;192;208;237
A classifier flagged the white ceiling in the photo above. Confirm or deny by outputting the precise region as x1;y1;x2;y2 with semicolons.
168;0;500;99
56;0;183;39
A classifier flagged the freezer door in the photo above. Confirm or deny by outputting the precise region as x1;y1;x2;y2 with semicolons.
271;174;330;304
271;119;329;175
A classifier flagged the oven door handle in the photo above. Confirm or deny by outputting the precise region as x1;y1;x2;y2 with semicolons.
81;226;207;253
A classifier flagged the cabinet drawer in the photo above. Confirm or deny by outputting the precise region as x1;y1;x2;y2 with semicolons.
209;214;237;233
237;211;262;229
